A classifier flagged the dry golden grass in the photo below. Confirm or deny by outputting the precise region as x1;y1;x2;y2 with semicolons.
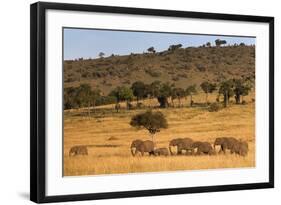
64;92;255;176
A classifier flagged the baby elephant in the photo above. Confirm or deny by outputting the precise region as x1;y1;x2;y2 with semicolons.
192;141;216;155
231;140;249;156
69;145;88;157
154;148;169;156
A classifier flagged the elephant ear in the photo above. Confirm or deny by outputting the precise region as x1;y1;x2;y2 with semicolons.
222;141;228;147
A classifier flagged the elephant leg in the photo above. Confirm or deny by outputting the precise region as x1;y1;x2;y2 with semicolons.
191;149;195;155
217;145;222;154
135;150;139;156
177;147;182;155
221;145;227;154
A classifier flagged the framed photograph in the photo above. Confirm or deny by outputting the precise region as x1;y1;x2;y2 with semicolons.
30;2;274;203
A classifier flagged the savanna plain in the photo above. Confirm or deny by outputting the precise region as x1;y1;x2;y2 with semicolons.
64;92;255;176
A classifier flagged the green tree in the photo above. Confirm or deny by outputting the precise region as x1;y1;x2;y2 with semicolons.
186;85;197;107
172;87;185;107
206;42;211;47
64;87;79;109
157;82;174;108
109;86;134;110
219;80;234;107
131;81;147;103
130;110;168;141
200;81;217;103
233;79;251;104
146;81;161;107
76;84;100;116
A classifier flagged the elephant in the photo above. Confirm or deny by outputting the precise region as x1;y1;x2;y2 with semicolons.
69;145;88;157
154;148;169;156
214;137;239;154
169;138;194;155
131;139;155;156
192;141;216;155
230;140;249;156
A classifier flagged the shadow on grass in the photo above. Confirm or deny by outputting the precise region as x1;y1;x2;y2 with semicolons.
87;144;122;148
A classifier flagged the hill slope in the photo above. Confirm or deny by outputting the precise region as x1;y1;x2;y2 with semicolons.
64;45;255;95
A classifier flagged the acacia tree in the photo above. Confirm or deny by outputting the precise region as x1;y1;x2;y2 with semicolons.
200;81;216;103
206;42;211;47
219;80;234;107
64;84;100;112
168;44;182;51
130;110;168;142
233;79;251;104
98;52;105;58
157;82;174;108
172;87;185;107
131;81;147;103
64;87;79;109
186;85;197;107
215;39;227;47
76;84;99;116
146;81;161;107
147;46;156;54
109;86;134;111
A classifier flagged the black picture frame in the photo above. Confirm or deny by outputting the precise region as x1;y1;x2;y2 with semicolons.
30;1;274;203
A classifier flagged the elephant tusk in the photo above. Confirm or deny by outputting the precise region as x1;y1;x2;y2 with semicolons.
131;148;135;156
169;146;173;155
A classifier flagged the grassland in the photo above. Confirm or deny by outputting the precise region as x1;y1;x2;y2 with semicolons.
63;92;255;176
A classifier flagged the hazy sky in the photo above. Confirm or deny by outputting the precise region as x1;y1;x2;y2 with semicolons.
64;28;255;60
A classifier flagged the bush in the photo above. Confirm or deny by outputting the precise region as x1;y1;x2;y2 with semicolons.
172;76;179;81
136;102;144;108
145;69;161;77
196;64;206;72
208;102;220;112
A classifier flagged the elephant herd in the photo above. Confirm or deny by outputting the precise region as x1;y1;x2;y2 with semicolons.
130;137;249;157
68;137;248;157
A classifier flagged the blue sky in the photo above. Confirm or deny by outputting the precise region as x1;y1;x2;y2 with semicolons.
63;28;255;60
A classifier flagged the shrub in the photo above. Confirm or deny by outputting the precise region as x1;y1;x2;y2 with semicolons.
177;73;187;78
172;76;179;81
196;64;206;72
145;69;161;77
136;102;144;108
208;102;221;112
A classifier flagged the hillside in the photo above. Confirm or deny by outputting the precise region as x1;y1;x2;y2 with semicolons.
64;45;255;95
